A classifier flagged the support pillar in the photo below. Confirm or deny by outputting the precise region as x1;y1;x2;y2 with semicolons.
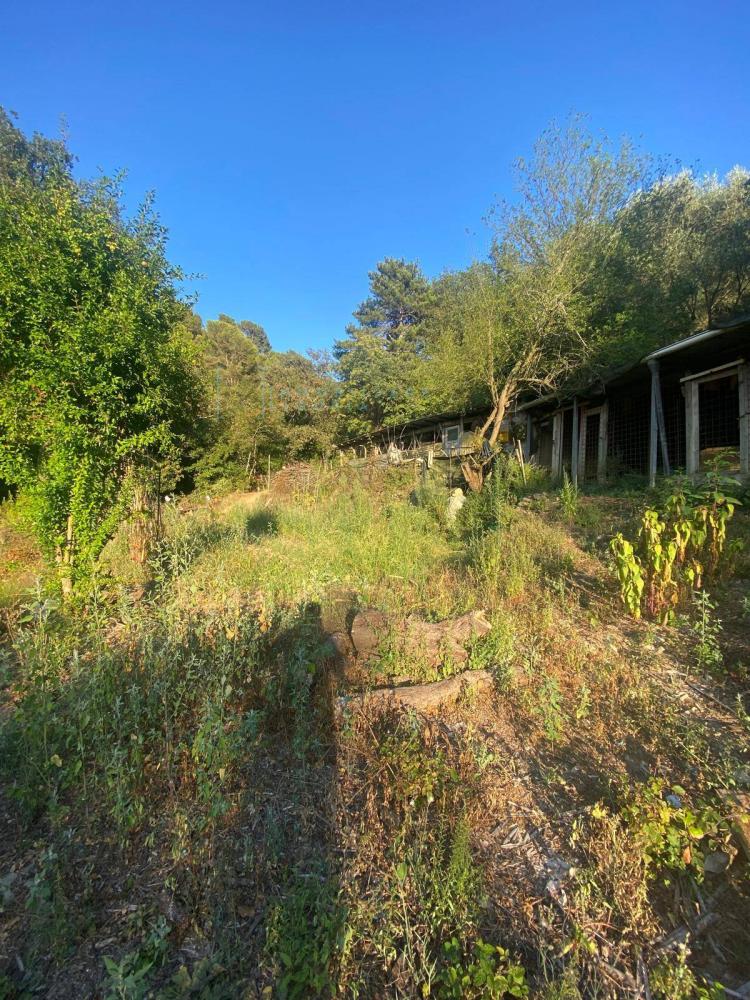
551;411;563;481
523;412;532;461
685;380;700;477
647;360;670;486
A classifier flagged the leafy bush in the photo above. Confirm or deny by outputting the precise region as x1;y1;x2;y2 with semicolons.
559;471;579;521
438;937;528;998
458;464;516;537
602;778;732;883
610;479;740;621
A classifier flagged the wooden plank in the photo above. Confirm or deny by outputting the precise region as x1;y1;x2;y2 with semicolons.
685;380;700;476
551;411;563;481
571;397;579;487
648;359;671;480
523;412;532;461
649;367;658;487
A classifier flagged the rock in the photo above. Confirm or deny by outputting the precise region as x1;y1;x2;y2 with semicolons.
544;855;576;880
446;488;466;524
703;850;730;874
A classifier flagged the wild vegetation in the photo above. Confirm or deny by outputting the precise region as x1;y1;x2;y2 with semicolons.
1;465;749;998
2;109;750;997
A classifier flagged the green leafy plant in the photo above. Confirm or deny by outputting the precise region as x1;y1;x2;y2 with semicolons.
538;676;565;743
650;945;726;999
691;590;723;672
559;471;579;521
265;872;349;999
438;937;528;999
610;482;739;621
0;111;205;593
615;778;732;882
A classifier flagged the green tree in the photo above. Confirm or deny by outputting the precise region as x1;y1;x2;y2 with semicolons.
0;109;204;589
193;315;334;489
239;318;272;353
334;258;435;437
426;118;651;456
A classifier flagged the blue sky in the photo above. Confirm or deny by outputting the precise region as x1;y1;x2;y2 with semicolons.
3;0;749;352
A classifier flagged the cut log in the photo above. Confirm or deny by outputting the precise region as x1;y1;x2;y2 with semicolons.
349;608;491;671
720;790;750;862
338;668;494;715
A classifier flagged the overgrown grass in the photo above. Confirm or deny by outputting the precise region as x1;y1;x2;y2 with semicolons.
1;467;749;997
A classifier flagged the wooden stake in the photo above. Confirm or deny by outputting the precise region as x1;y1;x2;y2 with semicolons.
515;438;527;485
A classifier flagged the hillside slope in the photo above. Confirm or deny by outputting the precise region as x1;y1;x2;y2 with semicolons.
0;465;749;998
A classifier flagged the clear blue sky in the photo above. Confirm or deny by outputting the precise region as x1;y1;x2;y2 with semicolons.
3;0;749;352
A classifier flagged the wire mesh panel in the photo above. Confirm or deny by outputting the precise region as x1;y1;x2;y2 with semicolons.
607;387;650;475
583;412;600;479
561;409;574;475
534;418;553;468
698;373;740;470
699;374;740;449
662;384;686;472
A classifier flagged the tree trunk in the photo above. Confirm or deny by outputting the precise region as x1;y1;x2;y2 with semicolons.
488;383;513;446
339;669;494;715
460;459;485;492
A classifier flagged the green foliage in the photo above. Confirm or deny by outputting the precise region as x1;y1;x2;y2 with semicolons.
650;946;726;999
193;314;335;490
559;471;579;521
610;480;739;621
266;871;349;999
0;590;264;832
438;938;528;999
538;676;565;743
458;462;518;537
614;778;732;882
0;109;205;585
102;916;169;1000
333;258;436;437
691;590;723;673
335;120;750;455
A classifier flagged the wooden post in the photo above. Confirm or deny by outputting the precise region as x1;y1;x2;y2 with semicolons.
739;362;749;477
267;454;271;491
685;380;700;477
647;359;670;481
571;397;579;488
551;411;563;481
515;438;527;485
648;367;659;488
597;401;608;484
